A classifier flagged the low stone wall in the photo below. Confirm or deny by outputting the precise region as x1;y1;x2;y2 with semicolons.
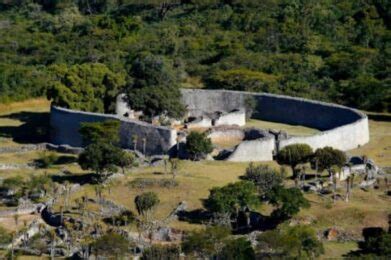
214;109;246;127
50;106;177;155
227;137;275;162
181;89;369;153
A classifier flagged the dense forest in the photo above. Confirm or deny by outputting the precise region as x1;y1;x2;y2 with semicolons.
0;0;389;112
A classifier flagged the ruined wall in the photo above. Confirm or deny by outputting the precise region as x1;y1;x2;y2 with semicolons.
214;109;246;127
181;89;369;152
227;136;275;162
50;106;177;155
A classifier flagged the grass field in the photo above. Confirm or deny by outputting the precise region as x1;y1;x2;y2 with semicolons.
246;119;320;136
0;99;390;258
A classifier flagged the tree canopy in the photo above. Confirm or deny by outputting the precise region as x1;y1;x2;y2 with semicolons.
0;1;389;112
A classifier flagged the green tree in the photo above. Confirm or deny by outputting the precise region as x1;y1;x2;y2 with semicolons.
91;232;130;258
125;53;185;119
358;227;391;257
243;163;285;197
203;181;259;225
258;225;324;258
134;192;160;217
186;131;213;160
47;63;125;113
219;237;255;260
267;186;310;220
78;142;124;182
276;144;313;183
312;146;347;176
182;226;230;258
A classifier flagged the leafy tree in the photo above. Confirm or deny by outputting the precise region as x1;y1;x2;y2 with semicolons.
118;151;137;174
78;142;124;182
258;225;324;258
276;144;313;181
357;227;391;257
79;120;121;145
91;232;130;258
125;53;185;119
203;181;259;221
134;192;160;217
267;186;310;220
207;68;279;93
243;163;285;197
47;63;125;113
182;226;230;258
312;146;347;176
186;131;213;161
219;237;255;260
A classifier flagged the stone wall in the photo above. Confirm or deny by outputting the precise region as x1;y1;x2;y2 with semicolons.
214;109;246;127
50;106;177;155
181;89;369;153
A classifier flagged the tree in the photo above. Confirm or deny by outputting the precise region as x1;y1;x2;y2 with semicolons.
204;181;259;227
182;226;230;258
186;131;213;160
91;232;130;258
267;186;310;220
219;237;255;260
276;144;313;185
258;225;324;258
47;63;125;113
79;120;121;146
125;53;185;119
357;227;391;257
169;158;180;179
78;142;125;182
118;152;137;174
134;192;160;218
243;163;285;197
312;146;347;176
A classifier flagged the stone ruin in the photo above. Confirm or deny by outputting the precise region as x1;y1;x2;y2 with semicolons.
50;89;370;162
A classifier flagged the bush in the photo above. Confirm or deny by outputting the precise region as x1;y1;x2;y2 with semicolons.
219;237;255;260
243;163;285;197
258;225;324;258
186;132;213;161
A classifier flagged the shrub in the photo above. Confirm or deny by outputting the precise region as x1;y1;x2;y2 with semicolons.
186;131;213;160
243;163;285;197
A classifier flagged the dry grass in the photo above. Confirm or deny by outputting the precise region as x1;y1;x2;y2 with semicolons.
0;99;50;116
0;99;390;258
245;119;320;136
350;118;391;167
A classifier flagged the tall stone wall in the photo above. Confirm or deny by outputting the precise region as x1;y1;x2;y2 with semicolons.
181;89;369;152
50;106;177;155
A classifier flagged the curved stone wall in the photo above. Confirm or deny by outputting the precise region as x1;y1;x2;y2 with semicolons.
181;89;369;153
50;106;177;155
51;89;369;160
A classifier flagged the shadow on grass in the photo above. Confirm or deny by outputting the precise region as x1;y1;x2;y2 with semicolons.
177;209;282;234
51;173;97;185
54;155;77;165
0;111;50;144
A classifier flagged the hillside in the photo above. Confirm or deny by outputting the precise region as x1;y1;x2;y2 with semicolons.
0;0;389;112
